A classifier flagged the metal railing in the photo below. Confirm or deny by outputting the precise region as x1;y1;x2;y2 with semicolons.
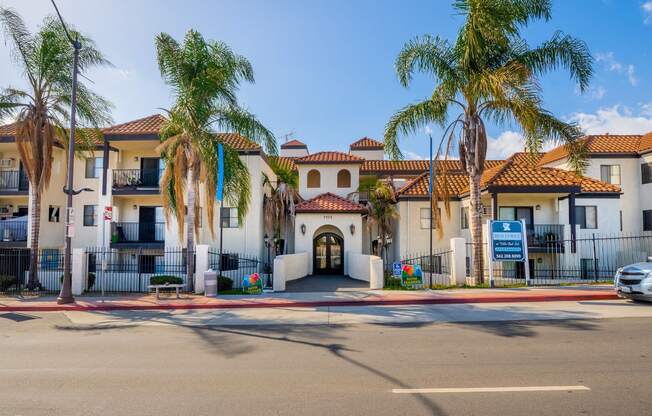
527;224;564;249
0;221;27;242
0;170;28;191
111;222;165;243
386;248;453;287
112;169;162;189
0;248;63;294
208;250;264;289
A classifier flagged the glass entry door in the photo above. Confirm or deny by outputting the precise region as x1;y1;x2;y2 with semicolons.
313;233;344;275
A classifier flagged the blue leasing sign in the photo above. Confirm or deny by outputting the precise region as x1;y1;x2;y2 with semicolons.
392;262;402;277
490;220;526;262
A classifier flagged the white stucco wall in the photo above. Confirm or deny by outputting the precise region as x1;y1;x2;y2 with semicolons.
395;199;461;258
297;163;360;200
350;149;384;160
294;212;363;275
346;252;383;284
280;147;308;158
273;252;309;291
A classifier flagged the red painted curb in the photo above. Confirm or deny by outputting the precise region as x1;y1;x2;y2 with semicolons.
0;292;619;312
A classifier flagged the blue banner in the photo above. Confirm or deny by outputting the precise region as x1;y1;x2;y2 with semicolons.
490;220;525;262
216;143;224;201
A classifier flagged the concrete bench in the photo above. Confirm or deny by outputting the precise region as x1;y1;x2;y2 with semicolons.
149;284;184;299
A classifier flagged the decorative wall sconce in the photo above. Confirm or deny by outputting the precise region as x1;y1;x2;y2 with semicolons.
535;204;541;211
350;224;355;235
300;224;306;235
132;204;138;210
133;156;139;162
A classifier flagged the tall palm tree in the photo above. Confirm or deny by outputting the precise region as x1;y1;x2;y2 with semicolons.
384;0;592;283
0;8;112;289
155;30;276;288
359;178;399;262
262;159;300;254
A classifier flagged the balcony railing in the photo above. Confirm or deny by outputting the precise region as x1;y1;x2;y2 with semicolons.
0;220;27;242
0;170;29;192
111;222;165;244
112;169;162;190
527;224;564;248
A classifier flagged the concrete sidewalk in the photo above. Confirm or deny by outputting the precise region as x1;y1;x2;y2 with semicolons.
0;285;618;312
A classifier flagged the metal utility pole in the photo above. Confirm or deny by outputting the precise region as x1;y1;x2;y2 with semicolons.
428;134;433;288
52;0;80;304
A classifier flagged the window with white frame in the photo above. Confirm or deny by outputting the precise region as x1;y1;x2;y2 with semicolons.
600;164;620;185
460;207;469;229
85;157;103;179
575;205;597;229
220;207;239;228
420;207;440;229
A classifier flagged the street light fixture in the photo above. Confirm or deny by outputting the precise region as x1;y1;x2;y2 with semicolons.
51;0;83;305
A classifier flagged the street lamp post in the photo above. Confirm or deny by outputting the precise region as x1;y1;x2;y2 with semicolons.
52;0;80;304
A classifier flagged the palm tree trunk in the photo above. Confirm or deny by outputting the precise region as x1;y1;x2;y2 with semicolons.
27;190;41;290
186;170;195;292
469;171;484;284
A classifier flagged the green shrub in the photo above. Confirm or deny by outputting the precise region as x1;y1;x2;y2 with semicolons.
0;275;17;291
384;276;403;289
218;276;233;292
150;275;184;285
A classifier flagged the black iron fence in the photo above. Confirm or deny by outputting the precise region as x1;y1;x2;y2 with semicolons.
386;248;452;287
466;233;652;286
0;248;63;294
85;247;189;293
208;250;266;289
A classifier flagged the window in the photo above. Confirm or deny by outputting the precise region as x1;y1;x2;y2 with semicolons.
642;163;652;184
460;207;469;229
575;205;597;229
336;169;351;188
85;157;103;179
48;206;60;223
220;207;239;228
307;169;320;188
420;207;440;229
600;164;620;185
643;210;652;231
83;205;97;226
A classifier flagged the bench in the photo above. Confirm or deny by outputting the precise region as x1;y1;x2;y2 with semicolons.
149;284;184;299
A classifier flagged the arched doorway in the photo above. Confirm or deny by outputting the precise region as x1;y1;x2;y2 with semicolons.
313;232;344;275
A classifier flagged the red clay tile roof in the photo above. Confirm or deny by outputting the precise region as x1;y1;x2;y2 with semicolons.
102;114;166;136
0;122;18;137
280;139;307;149
269;156;297;171
539;134;648;165
294;151;365;164
508;152;543;165
295;192;367;213
360;159;503;174
217;133;261;151
0;122;104;145
350;137;384;150
399;158;620;198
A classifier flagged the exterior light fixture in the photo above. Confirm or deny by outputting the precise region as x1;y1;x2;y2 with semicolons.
300;224;306;235
350;224;355;235
535;204;541;211
133;156;139;162
132;204;137;210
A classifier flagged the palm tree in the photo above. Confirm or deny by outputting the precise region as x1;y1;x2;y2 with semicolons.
262;159;300;254
155;30;276;288
358;178;399;263
0;8;112;289
384;0;592;283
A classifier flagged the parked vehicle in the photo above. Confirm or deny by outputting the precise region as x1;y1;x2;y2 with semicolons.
615;259;652;302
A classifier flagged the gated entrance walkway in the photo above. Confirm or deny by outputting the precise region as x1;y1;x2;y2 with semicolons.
285;275;369;292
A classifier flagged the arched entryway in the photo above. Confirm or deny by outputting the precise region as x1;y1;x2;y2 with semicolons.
313;232;344;275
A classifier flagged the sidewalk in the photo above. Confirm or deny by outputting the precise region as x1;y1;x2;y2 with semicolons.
0;285;618;312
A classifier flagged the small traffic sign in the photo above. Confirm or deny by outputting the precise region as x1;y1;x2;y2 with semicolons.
103;206;113;221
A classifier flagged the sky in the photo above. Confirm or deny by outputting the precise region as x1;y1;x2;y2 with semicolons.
1;0;652;160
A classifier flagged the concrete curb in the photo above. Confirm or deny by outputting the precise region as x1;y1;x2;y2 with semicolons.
0;292;619;312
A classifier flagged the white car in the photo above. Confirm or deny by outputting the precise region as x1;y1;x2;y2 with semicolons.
615;261;652;302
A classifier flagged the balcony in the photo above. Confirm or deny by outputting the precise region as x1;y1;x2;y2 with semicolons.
110;222;165;248
112;169;162;195
0;220;27;246
0;170;29;194
527;224;565;252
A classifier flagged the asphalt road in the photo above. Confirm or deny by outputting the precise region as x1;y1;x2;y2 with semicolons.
0;308;651;415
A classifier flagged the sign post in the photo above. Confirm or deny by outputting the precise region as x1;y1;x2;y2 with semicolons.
101;206;112;298
488;219;529;287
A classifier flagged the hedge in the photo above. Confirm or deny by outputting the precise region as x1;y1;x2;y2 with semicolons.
150;275;184;285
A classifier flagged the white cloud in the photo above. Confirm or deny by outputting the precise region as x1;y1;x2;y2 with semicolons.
590;86;606;100
643;1;652;23
567;104;652;134
595;52;637;86
403;150;427;160
486;131;525;159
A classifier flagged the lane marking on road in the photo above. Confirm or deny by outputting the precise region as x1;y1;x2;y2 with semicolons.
392;385;590;394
